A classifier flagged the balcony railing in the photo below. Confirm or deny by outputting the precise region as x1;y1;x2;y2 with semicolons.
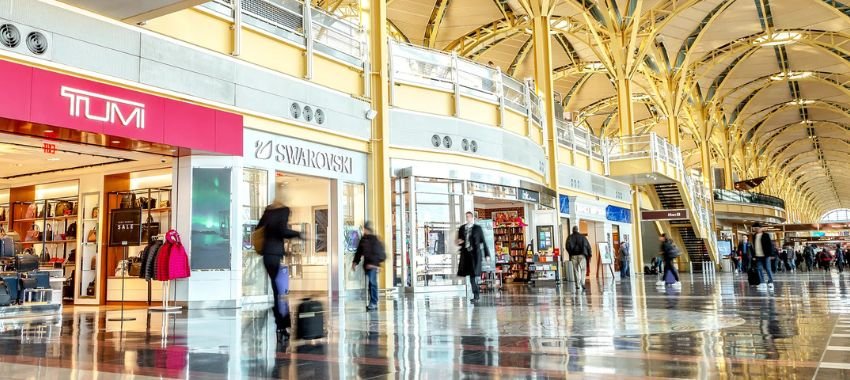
607;133;683;171
389;41;544;128
556;120;605;161
713;189;786;210
201;0;366;67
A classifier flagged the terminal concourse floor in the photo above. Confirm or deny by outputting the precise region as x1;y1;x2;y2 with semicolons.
0;271;849;379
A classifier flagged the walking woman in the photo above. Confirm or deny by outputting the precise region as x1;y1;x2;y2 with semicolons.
257;197;302;343
659;233;681;288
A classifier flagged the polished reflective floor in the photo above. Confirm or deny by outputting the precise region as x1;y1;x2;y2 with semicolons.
1;270;849;379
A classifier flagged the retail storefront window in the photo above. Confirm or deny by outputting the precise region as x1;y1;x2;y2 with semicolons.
241;168;269;297
413;178;465;287
343;182;366;291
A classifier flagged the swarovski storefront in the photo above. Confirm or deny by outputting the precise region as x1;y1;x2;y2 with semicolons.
239;129;368;304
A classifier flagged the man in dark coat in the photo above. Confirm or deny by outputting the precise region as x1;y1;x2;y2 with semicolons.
566;226;592;291
457;211;489;303
352;221;386;311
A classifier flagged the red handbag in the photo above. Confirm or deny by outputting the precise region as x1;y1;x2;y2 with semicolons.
24;203;37;219
25;224;41;242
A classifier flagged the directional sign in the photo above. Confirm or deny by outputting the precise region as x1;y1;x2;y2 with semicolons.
641;209;688;221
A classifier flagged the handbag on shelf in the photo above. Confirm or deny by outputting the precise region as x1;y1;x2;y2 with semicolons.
44;224;53;241
86;226;97;243
158;200;170;209
86;281;95;296
71;201;78;216
120;193;137;209
15;251;38;273
24;203;37;219
25;224;41;242
139;197;157;210
128;257;142;277
91;207;99;219
36;204;44;218
0;208;6;222
66;222;78;240
54;201;71;217
141;215;161;243
39;247;50;262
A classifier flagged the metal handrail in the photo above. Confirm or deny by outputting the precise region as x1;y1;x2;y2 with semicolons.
389;41;532;116
713;189;786;209
556;120;606;161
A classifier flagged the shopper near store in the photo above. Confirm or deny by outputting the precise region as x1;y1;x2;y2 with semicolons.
457;211;489;304
738;236;752;273
566;226;592;291
658;234;681;288
836;244;845;273
749;223;775;290
257;198;303;343
352;221;386;311
619;237;631;279
804;244;816;272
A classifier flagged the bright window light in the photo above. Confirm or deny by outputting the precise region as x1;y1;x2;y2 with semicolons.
770;71;812;81
754;31;802;46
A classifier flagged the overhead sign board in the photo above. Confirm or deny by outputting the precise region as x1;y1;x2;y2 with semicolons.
641;209;688;221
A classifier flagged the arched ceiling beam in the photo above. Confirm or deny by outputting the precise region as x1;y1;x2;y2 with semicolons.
424;0;451;49
727;73;850;126
717;71;850;107
741;100;850;143
387;19;410;43
507;36;533;76
762;120;850;148
491;0;517;24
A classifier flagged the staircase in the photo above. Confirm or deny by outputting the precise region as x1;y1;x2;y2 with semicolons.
653;183;712;272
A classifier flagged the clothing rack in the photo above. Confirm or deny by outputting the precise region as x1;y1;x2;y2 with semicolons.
147;233;181;313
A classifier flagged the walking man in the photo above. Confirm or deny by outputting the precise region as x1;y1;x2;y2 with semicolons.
737;236;752;273
352;221;386;311
619;237;631;279
567;226;592;291
457;212;489;304
749;222;775;290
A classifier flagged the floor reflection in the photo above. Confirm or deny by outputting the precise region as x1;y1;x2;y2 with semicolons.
0;272;846;378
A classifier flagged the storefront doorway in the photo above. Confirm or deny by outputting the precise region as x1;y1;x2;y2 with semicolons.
0;132;176;306
276;172;331;295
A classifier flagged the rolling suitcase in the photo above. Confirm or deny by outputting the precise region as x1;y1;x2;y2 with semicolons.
747;267;760;286
1;276;18;304
296;298;324;340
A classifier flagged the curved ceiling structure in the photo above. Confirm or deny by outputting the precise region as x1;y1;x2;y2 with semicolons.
319;0;850;219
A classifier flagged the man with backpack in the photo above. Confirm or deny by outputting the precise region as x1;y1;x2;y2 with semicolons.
352;221;386;311
566;226;592;291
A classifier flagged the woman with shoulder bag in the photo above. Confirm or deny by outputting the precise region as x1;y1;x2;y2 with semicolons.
659;233;681;288
255;193;302;344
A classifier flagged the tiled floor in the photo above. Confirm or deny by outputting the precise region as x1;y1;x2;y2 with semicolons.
0;270;848;379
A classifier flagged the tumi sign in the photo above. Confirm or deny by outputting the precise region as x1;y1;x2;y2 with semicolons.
0;59;242;155
641;209;688;221
61;86;145;129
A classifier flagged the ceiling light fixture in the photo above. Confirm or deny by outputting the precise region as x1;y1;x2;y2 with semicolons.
44;129;53;133
770;71;812;81
584;62;606;72
111;140;121;144
788;99;815;106
631;94;651;101
47;157;60;161
754;31;802;46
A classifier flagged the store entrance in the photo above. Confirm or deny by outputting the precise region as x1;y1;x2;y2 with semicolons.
0;133;174;307
580;220;607;279
275;172;331;296
474;198;528;283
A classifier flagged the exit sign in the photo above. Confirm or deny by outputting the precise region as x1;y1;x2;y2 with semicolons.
43;142;56;154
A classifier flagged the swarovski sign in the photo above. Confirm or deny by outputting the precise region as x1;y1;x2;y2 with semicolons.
60;86;145;129
254;140;353;174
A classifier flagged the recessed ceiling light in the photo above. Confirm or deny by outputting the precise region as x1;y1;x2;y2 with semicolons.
111;140;121;144
584;62;606;72
47;157;60;161
787;99;815;106
44;129;53;133
754;31;801;46
770;71;812;81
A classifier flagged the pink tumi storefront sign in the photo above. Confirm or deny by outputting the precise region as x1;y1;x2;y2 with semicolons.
0;59;242;155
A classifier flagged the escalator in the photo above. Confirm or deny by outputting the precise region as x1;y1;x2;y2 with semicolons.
653;183;712;272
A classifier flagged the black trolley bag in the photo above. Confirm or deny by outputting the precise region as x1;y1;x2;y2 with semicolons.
747;266;761;286
296;298;325;340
